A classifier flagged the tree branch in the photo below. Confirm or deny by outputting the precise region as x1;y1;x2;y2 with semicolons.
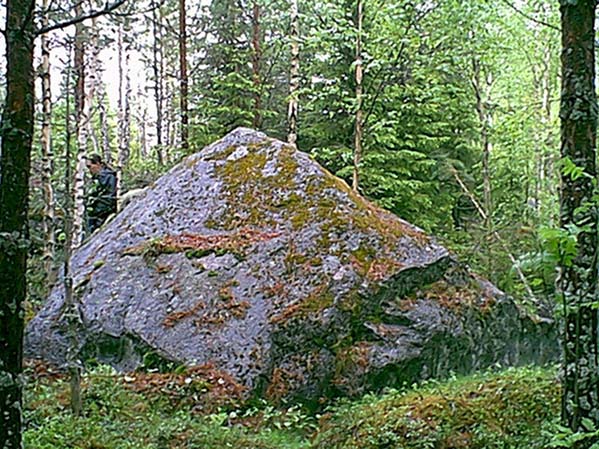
35;0;128;36
107;0;167;18
362;5;432;130
498;0;559;32
451;167;539;305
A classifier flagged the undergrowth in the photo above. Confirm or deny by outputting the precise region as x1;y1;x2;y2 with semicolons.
24;364;560;449
313;366;560;449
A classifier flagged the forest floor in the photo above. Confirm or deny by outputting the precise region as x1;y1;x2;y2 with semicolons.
24;363;560;449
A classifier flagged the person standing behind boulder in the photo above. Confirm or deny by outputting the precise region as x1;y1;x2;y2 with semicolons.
85;154;117;234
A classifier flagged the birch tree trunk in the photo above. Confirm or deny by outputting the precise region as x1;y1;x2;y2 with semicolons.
0;0;35;445
86;19;102;156
179;0;189;151
287;0;300;145
352;0;364;192
251;0;262;129
72;8;89;249
559;1;599;442
152;0;164;164
138;86;149;159
90;17;112;164
117;24;124;198
40;0;56;286
117;24;131;200
123;49;131;169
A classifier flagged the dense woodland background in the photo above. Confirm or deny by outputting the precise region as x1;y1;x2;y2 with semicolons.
11;0;561;307
3;0;599;448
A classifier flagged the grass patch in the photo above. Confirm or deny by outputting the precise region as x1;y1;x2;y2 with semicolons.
313;366;560;449
24;365;310;449
24;364;560;449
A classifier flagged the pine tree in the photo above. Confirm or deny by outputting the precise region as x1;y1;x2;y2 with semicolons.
0;0;35;445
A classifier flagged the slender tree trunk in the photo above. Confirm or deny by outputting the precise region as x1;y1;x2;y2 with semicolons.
471;56;495;278
117;24;131;199
0;1;34;446
85;19;99;152
123;50;131;167
472;58;493;230
63;51;82;416
40;0;56;286
532;39;554;220
98;87;111;163
541;42;557;222
165;77;176;155
153;0;164;164
251;0;262;129
287;0;300;145
559;1;599;443
90;17;111;164
72;11;89;248
117;24;124;197
352;0;364;191
138;86;148;159
179;0;189;150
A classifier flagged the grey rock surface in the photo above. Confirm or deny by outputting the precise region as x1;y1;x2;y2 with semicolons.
26;128;558;401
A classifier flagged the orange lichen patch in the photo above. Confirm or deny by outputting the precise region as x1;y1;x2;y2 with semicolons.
123;227;281;259
265;366;306;403
163;300;206;328
269;284;334;325
342;342;371;369
350;254;404;282
397;297;419;312
262;281;287;299
155;263;172;274
265;368;291;402
366;258;405;281
194;287;251;327
333;342;372;391
123;362;247;413
419;279;496;313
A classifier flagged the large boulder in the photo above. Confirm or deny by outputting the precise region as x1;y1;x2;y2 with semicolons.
26;128;558;401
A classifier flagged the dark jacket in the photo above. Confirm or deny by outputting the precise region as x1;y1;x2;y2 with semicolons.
87;166;117;220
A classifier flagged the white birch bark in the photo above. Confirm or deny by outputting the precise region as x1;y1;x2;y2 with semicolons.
40;0;56;284
287;0;300;145
117;24;131;202
352;0;364;192
72;12;89;249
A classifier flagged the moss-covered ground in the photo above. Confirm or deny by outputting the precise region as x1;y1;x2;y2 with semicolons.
24;364;561;449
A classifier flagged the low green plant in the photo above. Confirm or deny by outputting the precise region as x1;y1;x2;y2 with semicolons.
312;366;560;449
24;365;560;449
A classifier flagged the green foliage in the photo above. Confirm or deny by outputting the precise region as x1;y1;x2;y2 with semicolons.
24;366;560;449
24;366;310;449
313;366;560;449
549;423;599;449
